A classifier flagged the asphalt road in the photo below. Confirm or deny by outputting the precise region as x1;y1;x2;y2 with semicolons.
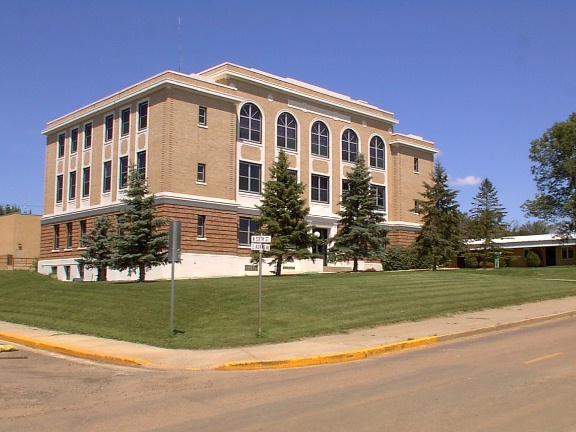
2;317;576;432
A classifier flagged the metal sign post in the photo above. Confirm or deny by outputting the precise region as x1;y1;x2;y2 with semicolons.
168;221;182;336
251;236;271;337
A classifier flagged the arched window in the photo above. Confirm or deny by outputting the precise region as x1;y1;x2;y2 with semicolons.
369;136;385;169
239;103;261;143
311;121;329;157
341;129;358;162
277;112;297;150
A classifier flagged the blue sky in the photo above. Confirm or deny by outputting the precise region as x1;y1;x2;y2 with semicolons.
1;1;575;224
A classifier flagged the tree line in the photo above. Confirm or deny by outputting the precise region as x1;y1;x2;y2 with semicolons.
79;112;576;279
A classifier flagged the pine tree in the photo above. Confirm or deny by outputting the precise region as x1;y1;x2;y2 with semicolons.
330;153;389;272
77;215;113;281
469;178;507;268
256;149;317;276
414;161;462;271
110;167;169;282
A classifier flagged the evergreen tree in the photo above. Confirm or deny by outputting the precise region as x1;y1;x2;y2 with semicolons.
256;149;317;276
110;167;169;282
77;215;113;281
0;204;22;215
414;161;462;271
330;153;389;272
469;178;507;268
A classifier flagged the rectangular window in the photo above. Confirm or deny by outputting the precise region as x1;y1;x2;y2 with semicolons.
238;218;259;246
197;163;206;183
414;200;421;214
197;215;206;239
68;171;76;201
105;114;114;142
198;106;207;126
239;161;261;193
82;167;90;197
414;158;419;173
53;225;60;250
121;108;130;136
288;169;298;179
66;222;73;249
57;133;65;158
311;174;329;203
371;184;386;210
119;156;128;189
562;247;574;260
70;128;78;153
137;151;146;177
84;123;92;149
79;220;87;248
138;101;148;130
103;161;112;193
56;175;63;203
341;179;350;203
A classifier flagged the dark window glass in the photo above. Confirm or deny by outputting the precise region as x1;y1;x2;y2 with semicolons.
66;223;73;249
197;163;206;183
137;151;146;177
79;220;87;248
371;184;386;210
84;123;92;149
239;103;261;142
414;157;419;173
53;225;60;250
121;108;130;136
58;133;65;158
82;167;90;197
239;161;261;193
119;156;128;189
199;106;207;126
311;174;329;203
105;115;114;141
138;102;148;130
238;218;259;246
68;171;76;200
369;136;385;168
277;112;297;150
71;128;78;153
56;175;63;203
311;121;329;157
197;215;206;238
103;161;112;193
341;129;358;162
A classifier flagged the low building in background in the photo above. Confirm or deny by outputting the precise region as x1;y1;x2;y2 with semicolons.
39;63;437;281
0;213;41;270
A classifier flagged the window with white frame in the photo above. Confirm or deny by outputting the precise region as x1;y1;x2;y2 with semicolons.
197;215;206;239
238;218;259;246
82;167;90;197
57;133;65;158
68;171;76;201
371;184;386;210
105;114;114;142
102;161;112;193
311;174;329;203
311;121;329;157
79;220;87;248
121;108;130;136
342;129;358;162
198;106;207;126
138;101;148;131
369;136;385;169
119;156;128;189
239;103;261;142
277;112;297;151
53;225;60;250
56;175;63;203
414;157;419;173
137;151;146;178
197;163;206;183
71;128;78;154
66;223;73;249
84;123;92;149
239;161;261;193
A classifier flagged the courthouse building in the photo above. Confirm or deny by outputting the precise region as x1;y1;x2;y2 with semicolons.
39;63;437;281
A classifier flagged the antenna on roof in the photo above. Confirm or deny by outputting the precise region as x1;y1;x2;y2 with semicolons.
178;17;182;72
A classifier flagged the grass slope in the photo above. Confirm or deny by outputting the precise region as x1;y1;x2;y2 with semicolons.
1;268;576;349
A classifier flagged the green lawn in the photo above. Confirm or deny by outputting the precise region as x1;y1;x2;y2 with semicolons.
2;267;576;349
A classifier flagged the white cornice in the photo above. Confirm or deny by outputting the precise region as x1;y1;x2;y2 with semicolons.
390;138;438;154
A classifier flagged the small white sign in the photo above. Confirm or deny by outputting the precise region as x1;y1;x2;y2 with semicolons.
251;235;272;243
251;243;271;251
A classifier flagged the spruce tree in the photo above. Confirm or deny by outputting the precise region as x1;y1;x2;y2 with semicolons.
469;178;507;268
330;153;389;272
110;167;168;282
256;149;317;276
77;215;112;281
414;161;462;271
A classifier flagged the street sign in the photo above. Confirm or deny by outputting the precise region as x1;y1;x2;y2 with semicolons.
251;235;271;244
251;243;271;251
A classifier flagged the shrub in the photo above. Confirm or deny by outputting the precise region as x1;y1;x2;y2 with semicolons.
381;246;415;271
464;253;478;269
526;250;541;267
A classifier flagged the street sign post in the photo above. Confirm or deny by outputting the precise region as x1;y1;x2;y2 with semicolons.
168;221;182;336
251;235;271;336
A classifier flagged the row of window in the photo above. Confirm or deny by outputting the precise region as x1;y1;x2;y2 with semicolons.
57;101;148;159
239;160;386;208
56;151;146;203
53;220;87;251
239;103;387;168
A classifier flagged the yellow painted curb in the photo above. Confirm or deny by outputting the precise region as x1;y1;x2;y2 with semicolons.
215;336;438;370
0;332;150;368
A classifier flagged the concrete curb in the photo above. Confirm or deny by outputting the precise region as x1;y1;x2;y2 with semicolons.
0;332;150;368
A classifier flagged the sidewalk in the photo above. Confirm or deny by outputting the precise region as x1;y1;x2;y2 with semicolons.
2;296;576;371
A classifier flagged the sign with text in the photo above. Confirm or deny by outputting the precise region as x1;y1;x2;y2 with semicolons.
251;235;271;244
251;242;271;251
